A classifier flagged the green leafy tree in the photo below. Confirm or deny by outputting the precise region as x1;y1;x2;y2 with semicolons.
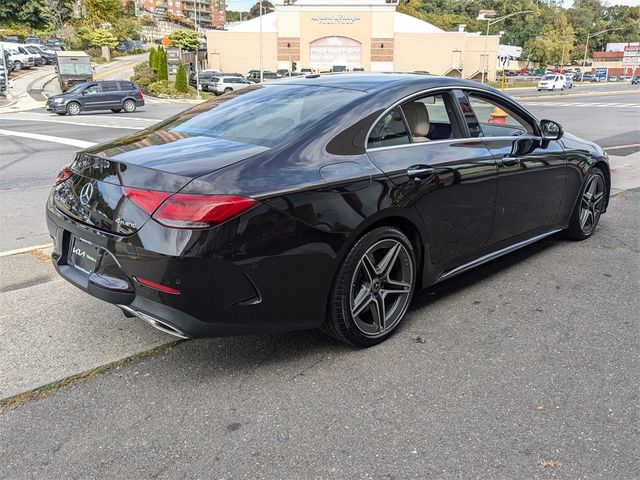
112;16;141;41
88;28;118;48
85;0;124;26
156;48;168;81
40;0;72;31
174;62;188;93
168;29;201;52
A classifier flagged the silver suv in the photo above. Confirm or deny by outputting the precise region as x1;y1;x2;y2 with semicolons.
203;75;252;95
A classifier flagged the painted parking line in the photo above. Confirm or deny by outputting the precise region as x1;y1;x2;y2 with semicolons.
0;243;53;258
0;115;145;130
0;129;96;148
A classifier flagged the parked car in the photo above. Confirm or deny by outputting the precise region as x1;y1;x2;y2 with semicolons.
246;70;280;83
632;76;640;85
331;65;347;72
21;45;46;66
202;75;252;95
45;80;144;115
45;38;67;50
0;44;35;70
300;68;313;75
46;74;610;346
608;75;618;82
537;74;567;91
116;40;148;53
564;75;573;89
189;69;221;87
580;73;594;82
25;35;40;44
277;69;292;77
25;44;56;64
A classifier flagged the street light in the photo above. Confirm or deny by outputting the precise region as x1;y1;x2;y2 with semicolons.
478;10;533;83
581;28;623;81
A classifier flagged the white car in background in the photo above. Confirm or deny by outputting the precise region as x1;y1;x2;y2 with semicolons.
537;74;567;91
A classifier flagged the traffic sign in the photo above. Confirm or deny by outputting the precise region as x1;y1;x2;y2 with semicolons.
161;36;172;48
498;55;509;67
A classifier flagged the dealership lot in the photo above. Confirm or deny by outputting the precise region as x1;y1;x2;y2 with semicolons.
0;82;639;478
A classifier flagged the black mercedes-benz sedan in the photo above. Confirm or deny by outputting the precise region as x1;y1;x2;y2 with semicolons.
46;74;610;346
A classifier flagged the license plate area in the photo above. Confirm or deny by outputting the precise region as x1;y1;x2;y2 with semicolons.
68;236;102;275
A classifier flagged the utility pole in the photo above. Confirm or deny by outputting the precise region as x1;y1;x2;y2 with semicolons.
581;28;622;82
194;0;201;99
259;0;263;83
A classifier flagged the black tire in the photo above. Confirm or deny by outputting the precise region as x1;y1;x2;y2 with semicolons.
322;226;416;347
111;108;123;113
224;88;232;94
123;99;136;112
66;102;81;116
563;167;607;241
13;61;22;70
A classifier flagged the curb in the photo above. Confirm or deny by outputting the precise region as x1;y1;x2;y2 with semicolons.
515;89;640;101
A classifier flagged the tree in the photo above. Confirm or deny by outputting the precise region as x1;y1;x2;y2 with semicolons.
168;29;201;52
174;62;188;93
149;47;157;72
112;16;141;41
40;0;71;31
247;1;274;19
85;0;124;27
88;28;118;48
156;48;168;81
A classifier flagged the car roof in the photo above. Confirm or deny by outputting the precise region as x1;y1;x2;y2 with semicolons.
276;72;497;93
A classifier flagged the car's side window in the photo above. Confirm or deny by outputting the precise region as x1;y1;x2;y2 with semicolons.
368;107;411;149
400;93;459;142
102;81;118;92
84;84;100;95
466;93;535;137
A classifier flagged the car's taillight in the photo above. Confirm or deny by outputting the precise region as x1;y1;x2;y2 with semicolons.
137;88;144;100
123;187;256;229
153;194;256;229
53;165;73;186
123;187;172;214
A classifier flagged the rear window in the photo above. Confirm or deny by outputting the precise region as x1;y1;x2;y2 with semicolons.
169;85;361;148
118;81;134;90
102;81;118;92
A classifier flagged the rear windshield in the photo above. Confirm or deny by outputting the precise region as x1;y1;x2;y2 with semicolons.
169;85;361;148
59;63;92;76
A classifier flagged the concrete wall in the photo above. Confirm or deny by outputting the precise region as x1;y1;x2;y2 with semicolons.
206;31;278;73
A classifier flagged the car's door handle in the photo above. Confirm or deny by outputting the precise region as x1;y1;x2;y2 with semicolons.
407;165;435;181
501;155;521;167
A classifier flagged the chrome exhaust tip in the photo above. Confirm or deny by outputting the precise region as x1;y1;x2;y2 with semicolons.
119;305;190;339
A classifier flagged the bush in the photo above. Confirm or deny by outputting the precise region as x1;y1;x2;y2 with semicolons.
149;47;157;72
175;63;188;93
147;80;210;99
131;61;156;86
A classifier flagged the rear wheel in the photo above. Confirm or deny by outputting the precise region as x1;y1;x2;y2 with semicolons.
323;227;416;347
13;61;23;70
66;102;81;116
123;99;136;112
564;167;606;240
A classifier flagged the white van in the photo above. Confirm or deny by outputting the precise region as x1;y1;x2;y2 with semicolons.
537;74;566;91
0;42;36;70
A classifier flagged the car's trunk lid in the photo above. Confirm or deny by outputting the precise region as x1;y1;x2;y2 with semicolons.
53;134;269;234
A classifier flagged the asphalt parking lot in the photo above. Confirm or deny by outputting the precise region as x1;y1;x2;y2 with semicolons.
0;78;639;479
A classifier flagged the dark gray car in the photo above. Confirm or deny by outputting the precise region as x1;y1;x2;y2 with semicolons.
45;80;144;116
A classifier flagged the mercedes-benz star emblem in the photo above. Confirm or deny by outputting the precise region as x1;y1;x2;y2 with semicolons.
79;183;94;206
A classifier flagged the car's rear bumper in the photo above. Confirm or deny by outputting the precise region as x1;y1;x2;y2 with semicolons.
46;192;340;338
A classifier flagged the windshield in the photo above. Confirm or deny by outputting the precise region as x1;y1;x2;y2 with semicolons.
65;83;86;93
25;46;39;54
542;75;556;81
169;85;362;148
59;63;92;76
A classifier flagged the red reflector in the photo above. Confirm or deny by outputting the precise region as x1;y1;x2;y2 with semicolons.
123;187;172;215
137;89;144;100
133;276;181;295
153;194;256;229
53;165;73;186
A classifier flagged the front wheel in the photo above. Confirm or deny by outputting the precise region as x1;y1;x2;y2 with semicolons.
13;61;23;70
123;99;136;112
224;88;232;94
323;227;416;347
66;102;81;116
564;167;606;240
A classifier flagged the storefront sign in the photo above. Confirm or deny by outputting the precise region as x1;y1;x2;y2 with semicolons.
310;15;361;25
622;45;640;67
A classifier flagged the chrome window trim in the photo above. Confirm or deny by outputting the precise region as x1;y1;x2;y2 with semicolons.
365;85;542;153
368;135;542;153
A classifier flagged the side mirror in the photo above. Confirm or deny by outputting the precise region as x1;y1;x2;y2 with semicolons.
540;119;563;141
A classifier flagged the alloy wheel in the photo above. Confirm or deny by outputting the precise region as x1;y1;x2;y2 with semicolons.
580;173;604;234
124;100;136;112
350;239;413;337
67;102;80;115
